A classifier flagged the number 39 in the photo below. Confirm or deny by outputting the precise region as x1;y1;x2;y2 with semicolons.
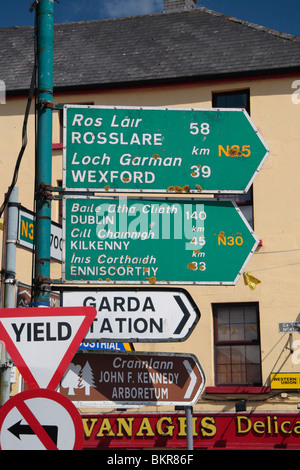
191;165;211;178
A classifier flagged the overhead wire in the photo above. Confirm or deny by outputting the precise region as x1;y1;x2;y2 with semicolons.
0;4;38;218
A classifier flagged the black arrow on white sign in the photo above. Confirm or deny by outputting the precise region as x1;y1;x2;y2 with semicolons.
173;295;192;335
8;420;58;445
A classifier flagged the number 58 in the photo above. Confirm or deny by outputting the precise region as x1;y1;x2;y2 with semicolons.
190;122;210;135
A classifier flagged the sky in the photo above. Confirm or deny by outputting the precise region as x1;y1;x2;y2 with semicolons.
0;0;299;37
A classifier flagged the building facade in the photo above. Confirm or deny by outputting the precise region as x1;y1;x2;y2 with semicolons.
1;0;300;450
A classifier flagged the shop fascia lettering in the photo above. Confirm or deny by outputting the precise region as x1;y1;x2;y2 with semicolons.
236;415;300;435
82;414;300;440
83;415;216;439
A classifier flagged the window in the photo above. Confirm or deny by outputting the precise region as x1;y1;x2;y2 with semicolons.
212;90;253;228
212;89;250;113
213;303;262;386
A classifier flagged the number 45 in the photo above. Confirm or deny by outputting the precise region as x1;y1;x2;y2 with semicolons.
190;123;210;135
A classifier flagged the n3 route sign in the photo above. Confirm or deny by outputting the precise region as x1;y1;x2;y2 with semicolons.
63;105;269;194
62;288;200;342
18;206;62;262
59;351;206;407
62;197;259;285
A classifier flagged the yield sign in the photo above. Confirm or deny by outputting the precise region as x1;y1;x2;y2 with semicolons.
0;306;96;390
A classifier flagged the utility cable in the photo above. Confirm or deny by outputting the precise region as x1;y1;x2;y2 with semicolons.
0;8;37;218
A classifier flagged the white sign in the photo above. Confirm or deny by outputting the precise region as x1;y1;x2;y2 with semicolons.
0;389;84;450
62;288;200;342
0;307;96;390
279;322;300;333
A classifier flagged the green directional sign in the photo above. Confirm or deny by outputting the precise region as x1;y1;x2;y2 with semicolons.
63;105;269;194
62;197;259;285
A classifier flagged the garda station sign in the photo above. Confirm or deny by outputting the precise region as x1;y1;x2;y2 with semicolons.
62;196;259;285
62;288;200;342
63;105;269;194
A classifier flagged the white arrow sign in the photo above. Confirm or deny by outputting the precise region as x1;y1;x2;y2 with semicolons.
62;288;200;342
183;359;197;399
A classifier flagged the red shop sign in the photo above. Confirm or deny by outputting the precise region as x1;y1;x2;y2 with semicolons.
81;412;300;450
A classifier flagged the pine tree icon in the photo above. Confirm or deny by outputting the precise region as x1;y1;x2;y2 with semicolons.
78;361;95;395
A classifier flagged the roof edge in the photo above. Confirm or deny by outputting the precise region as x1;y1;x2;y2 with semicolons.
6;67;300;97
198;7;300;43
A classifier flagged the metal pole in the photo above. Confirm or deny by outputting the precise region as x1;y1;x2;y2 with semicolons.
33;0;54;306
185;406;194;450
0;187;18;405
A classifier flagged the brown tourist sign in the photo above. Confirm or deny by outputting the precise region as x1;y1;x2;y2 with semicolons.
59;351;205;407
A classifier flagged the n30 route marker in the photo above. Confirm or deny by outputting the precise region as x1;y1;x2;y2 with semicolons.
62;288;200;342
62;197;259;285
63;105;269;194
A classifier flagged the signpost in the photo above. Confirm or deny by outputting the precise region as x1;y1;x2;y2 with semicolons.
62;197;258;285
59;351;205;407
63;105;269;194
62;288;200;342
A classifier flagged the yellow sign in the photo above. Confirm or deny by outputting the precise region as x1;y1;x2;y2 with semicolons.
270;373;300;390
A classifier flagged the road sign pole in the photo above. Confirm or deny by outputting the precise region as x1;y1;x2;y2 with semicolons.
33;0;54;306
0;187;18;405
185;406;194;450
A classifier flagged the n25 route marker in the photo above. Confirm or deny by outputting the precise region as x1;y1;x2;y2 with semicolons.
63;105;269;194
62;287;200;342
